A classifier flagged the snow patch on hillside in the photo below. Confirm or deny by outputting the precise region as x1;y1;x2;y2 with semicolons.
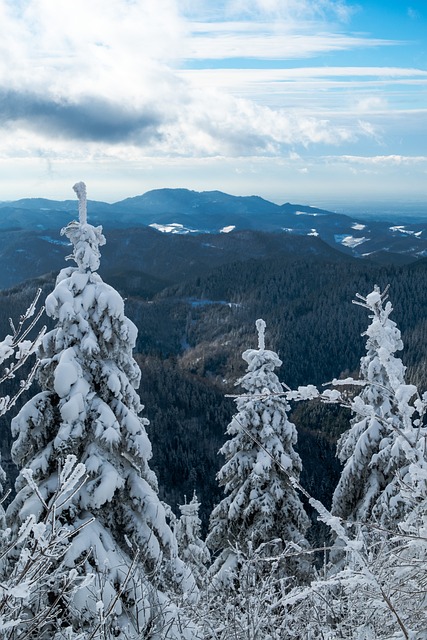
335;234;367;248
149;223;198;234
390;225;421;237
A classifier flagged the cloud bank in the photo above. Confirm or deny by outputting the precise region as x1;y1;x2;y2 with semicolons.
0;89;162;143
0;0;379;157
0;0;425;203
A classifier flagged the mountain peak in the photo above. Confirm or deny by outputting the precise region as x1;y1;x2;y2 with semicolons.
0;188;425;263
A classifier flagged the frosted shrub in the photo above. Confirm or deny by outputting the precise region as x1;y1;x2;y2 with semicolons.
0;456;93;639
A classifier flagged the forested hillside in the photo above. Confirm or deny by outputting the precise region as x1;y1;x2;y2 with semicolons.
1;243;427;531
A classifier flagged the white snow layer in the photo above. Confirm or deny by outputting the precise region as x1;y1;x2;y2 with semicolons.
340;235;367;248
149;223;198;234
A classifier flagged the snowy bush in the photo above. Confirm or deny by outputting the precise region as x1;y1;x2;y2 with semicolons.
0;455;93;639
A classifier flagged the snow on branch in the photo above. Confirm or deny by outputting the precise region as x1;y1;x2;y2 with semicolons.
353;283;390;311
0;288;46;417
228;410;352;549
0;457;94;637
226;384;343;404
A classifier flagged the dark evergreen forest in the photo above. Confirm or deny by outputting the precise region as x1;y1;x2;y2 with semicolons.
1;247;427;533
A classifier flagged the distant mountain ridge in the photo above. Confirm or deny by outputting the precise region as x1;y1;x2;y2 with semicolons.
0;226;346;291
0;188;426;265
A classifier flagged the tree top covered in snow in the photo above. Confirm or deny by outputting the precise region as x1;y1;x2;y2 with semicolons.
240;319;282;383
256;318;266;350
73;181;87;225
61;182;105;273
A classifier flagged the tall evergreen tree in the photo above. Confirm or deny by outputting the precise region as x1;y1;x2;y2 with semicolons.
6;183;196;638
207;319;310;587
331;286;418;526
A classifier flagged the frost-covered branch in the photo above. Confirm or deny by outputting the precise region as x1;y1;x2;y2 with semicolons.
0;456;94;639
0;288;45;418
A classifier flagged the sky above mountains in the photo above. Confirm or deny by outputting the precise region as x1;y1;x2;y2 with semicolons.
0;0;426;208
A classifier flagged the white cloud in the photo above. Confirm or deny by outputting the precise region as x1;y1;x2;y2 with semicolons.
356;120;381;142
0;0;367;159
0;0;185;102
354;96;388;113
179;66;427;83
185;26;396;60
185;0;356;23
334;155;427;165
0;0;414;160
178;66;427;113
0;91;359;160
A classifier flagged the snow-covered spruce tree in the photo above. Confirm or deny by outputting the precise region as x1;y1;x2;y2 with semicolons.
331;285;418;527
274;287;427;639
175;493;210;589
6;183;197;638
206;319;311;588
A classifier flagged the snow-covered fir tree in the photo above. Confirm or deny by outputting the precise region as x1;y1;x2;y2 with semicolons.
331;285;418;526
206;319;310;588
6;183;197;638
175;493;210;588
277;286;427;639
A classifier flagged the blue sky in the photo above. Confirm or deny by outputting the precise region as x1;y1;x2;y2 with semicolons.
0;0;426;209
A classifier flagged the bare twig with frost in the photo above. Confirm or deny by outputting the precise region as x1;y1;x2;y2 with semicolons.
0;456;94;639
0;288;46;417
